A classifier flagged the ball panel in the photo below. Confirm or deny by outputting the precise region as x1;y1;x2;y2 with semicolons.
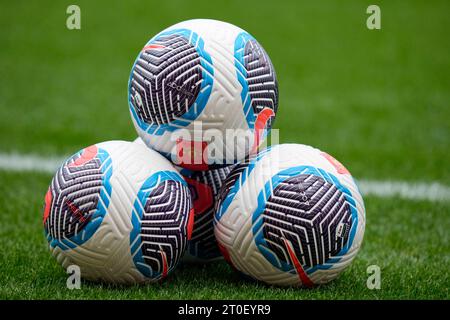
252;166;359;285
130;171;192;280
256;173;353;269
130;33;202;125
129;28;214;135
234;32;278;130
45;145;113;250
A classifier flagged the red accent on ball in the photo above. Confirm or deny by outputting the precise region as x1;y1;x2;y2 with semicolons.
186;208;195;241
251;107;275;154
218;242;237;270
43;187;52;225
142;44;166;51
161;250;168;279
68;145;98;168
176;138;208;171
184;177;214;216
321;152;350;175
283;238;314;288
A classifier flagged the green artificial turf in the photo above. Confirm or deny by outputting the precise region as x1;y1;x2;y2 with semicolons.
0;171;448;299
0;0;449;299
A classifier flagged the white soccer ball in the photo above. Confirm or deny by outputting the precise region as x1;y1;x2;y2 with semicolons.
214;144;366;287
177;165;234;262
128;19;278;170
134;136;233;262
43;140;193;284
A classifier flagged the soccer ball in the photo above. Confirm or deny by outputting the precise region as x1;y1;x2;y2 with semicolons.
43;140;193;284
134;136;233;262
178;165;234;262
128;19;278;170
214;144;366;287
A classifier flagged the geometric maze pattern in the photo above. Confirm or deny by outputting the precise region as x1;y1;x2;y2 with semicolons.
214;147;273;222
183;166;233;260
132;177;192;279
44;146;112;250
258;174;353;270
129;32;203;126
243;38;278;129
215;160;251;208
233;31;278;134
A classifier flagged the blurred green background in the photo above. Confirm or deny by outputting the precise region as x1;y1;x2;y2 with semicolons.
0;0;448;299
1;0;449;182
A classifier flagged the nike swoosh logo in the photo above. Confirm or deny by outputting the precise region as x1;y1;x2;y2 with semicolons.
283;238;314;287
251;107;275;154
160;250;168;279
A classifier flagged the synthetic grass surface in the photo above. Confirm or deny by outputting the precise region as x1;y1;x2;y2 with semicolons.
0;0;449;299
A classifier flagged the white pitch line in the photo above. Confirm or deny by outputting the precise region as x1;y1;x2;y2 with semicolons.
356;180;450;203
0;152;449;203
0;153;66;174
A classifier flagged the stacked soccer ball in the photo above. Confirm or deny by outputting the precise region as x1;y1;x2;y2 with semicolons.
43;19;365;287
